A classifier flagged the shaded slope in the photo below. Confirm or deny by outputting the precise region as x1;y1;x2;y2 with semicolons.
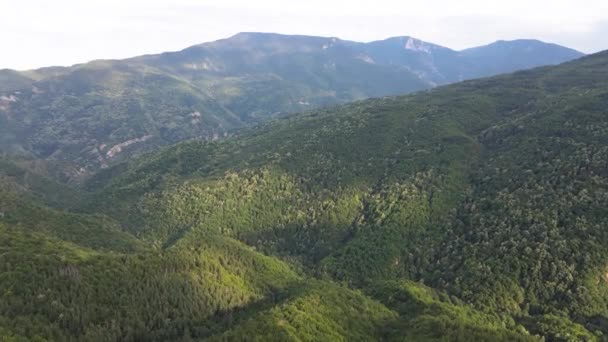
0;157;141;252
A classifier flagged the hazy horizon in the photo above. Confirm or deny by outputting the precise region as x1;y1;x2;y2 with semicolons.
2;0;607;70
2;32;590;72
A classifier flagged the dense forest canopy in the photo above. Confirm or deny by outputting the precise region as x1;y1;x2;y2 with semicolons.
0;47;607;341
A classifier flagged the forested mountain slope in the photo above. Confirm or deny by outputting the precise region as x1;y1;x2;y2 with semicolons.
1;157;531;341
0;49;605;341
81;50;608;340
0;33;582;178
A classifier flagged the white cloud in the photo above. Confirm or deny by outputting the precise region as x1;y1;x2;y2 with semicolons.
1;0;606;69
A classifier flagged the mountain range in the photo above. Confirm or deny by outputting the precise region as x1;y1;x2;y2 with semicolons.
0;32;583;180
0;32;607;340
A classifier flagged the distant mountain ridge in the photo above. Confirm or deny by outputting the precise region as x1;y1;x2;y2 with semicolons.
0;32;584;179
135;32;583;87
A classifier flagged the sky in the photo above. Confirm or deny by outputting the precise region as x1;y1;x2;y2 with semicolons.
1;0;607;70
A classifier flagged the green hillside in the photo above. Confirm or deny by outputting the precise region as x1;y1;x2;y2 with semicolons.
0;223;304;341
1;48;607;340
206;281;398;341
